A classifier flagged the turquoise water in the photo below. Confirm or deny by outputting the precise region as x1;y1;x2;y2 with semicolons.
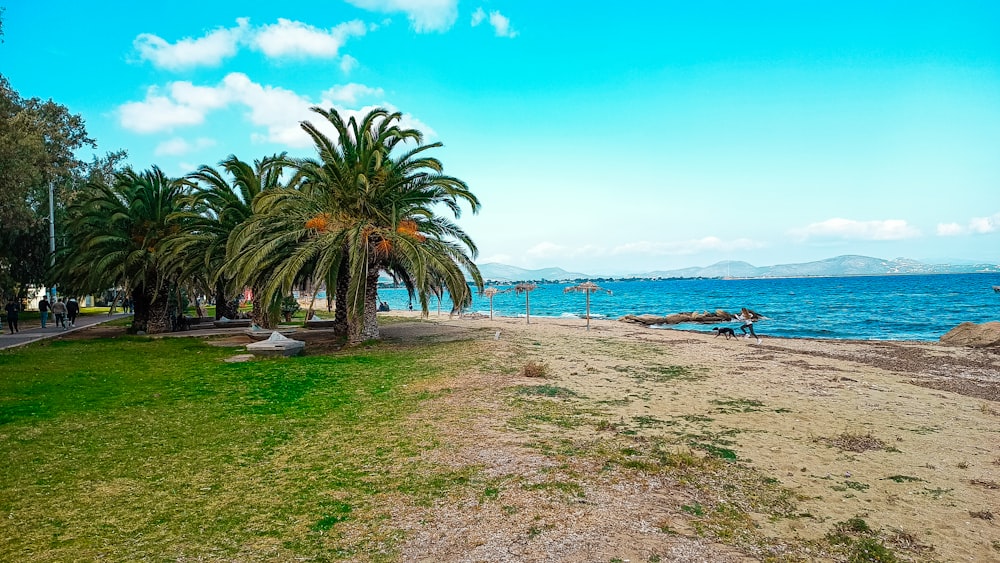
376;273;1000;341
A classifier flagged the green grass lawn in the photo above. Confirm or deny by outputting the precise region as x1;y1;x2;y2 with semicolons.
0;335;472;561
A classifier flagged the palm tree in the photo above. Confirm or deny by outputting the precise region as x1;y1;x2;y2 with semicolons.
228;176;350;336
564;281;612;330
249;106;482;342
53;166;188;333
175;154;288;326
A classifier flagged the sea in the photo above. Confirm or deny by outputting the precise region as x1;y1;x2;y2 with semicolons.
375;273;1000;342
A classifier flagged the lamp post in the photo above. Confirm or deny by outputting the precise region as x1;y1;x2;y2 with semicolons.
48;181;56;300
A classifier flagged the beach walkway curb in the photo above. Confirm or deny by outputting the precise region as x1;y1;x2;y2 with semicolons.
0;313;133;351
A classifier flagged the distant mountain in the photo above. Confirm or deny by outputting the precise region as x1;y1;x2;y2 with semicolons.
640;255;1000;278
478;263;592;282
476;255;1000;282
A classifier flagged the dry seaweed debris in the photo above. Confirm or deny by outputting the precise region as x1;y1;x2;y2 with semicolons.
817;432;888;453
969;510;994;520
970;479;999;489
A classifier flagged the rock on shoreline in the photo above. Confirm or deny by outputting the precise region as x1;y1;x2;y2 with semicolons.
940;321;1000;347
619;309;761;326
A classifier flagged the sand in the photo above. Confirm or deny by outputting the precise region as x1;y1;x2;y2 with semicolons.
374;312;1000;562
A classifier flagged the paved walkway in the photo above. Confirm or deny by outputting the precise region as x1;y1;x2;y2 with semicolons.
0;314;322;351
0;313;133;350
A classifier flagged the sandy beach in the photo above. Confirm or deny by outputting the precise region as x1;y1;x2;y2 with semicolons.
367;311;1000;562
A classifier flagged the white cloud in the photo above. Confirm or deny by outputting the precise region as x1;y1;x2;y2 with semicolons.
340;54;359;73
154;137;217;156
133;18;366;70
471;7;486;26
169;81;232;110
345;0;458;32
221;73;316;147
479;253;513;264
791;218;920;241
525;242;611;261
119;73;433;149
613;237;762;256
937;212;1000;236
936;222;964;236
525;242;565;259
252;19;366;58
521;236;759;263
307;101;438;142
969;213;1000;234
118;88;206;133
133;20;247;70
322;83;385;105
471;7;517;37
154;138;190;156
488;10;517;38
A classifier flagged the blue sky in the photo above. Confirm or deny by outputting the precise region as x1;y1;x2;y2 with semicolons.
3;1;999;275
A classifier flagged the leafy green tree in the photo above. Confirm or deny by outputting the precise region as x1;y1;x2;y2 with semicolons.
0;73;96;296
53;166;188;333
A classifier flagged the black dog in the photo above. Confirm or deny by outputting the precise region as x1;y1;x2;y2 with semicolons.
712;327;737;340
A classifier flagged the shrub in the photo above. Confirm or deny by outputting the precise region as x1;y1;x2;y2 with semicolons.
522;361;548;378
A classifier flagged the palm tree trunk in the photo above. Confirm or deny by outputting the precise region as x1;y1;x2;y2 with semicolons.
250;288;276;329
145;282;173;334
360;265;380;341
305;281;318;320
214;281;237;319
334;252;349;339
131;285;150;334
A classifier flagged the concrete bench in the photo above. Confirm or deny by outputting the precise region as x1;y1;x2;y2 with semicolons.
214;318;252;328
304;320;338;329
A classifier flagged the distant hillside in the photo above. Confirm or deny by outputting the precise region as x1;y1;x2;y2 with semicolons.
476;255;1000;282
639;255;1000;279
478;263;591;282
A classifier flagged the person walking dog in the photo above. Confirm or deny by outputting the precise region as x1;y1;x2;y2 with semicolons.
736;307;762;344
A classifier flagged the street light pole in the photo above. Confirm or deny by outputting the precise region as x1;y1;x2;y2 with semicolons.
49;181;56;300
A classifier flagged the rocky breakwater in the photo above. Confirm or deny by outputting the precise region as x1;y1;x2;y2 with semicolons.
619;309;759;326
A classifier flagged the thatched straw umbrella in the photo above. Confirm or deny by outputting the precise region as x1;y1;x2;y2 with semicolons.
501;283;538;324
564;281;612;330
483;287;499;319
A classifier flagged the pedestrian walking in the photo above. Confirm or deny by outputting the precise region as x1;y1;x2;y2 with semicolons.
38;295;50;328
66;297;80;327
4;298;20;334
52;298;68;330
